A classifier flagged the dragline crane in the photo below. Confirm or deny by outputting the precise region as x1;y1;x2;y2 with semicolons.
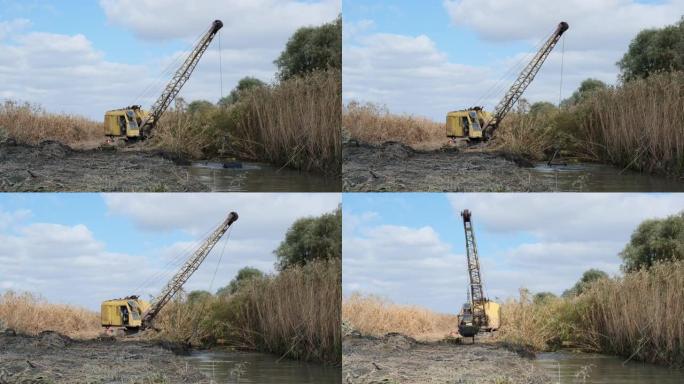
457;210;500;341
446;22;569;141
104;20;224;140
101;211;238;335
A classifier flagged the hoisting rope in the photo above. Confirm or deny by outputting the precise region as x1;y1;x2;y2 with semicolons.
186;224;233;342
218;30;224;100
558;34;566;107
474;30;550;110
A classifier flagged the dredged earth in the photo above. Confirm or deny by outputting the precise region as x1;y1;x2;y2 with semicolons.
0;331;208;384
0;140;207;192
343;333;551;384
343;141;555;192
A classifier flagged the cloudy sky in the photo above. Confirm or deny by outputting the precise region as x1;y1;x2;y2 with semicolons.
343;193;684;314
343;0;684;120
0;0;339;119
0;193;340;310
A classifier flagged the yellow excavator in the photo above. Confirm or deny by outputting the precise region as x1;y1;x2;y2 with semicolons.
457;209;500;342
104;20;223;140
447;22;569;141
101;211;238;335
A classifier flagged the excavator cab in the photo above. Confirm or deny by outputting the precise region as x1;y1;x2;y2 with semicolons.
446;108;491;140
101;297;150;333
104;106;148;139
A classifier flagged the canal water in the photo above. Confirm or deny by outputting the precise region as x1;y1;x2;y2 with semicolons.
186;161;339;192
185;349;341;383
535;351;684;383
531;162;684;192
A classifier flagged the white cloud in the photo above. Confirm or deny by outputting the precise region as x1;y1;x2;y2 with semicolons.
344;193;684;313
99;0;340;47
343;222;468;313
447;193;684;242
343;32;493;120
344;0;684;120
1;0;338;119
1;193;340;310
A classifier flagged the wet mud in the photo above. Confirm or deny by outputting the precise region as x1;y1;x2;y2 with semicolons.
0;141;207;192
0;331;208;383
343;141;555;192
343;333;550;384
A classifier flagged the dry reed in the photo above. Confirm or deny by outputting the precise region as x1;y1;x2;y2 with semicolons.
581;261;684;367
0;100;102;147
343;101;446;150
493;112;560;160
342;294;457;342
234;259;341;363
499;261;684;367
577;71;684;174
233;69;341;174
0;291;100;339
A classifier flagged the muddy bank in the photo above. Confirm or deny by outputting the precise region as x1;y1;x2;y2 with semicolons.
343;141;554;192
343;333;550;384
0;330;208;383
0;140;207;192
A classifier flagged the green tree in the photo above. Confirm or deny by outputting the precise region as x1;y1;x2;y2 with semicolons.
529;101;557;117
274;16;341;80
562;269;608;297
218;76;266;107
187;290;212;304
274;206;341;270
563;78;607;106
187;100;215;116
533;291;557;305
217;267;264;296
620;211;684;272
618;17;684;81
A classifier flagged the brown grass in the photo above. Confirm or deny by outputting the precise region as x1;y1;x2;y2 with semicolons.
342;294;457;342
0;291;101;339
0;100;102;148
343;101;446;150
576;71;684;174
233;69;341;174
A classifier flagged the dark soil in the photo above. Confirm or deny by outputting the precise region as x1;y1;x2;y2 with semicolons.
0;331;208;383
342;333;551;384
0;140;208;192
342;141;554;192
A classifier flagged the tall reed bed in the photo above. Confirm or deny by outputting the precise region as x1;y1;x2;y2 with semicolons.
499;261;684;367
581;261;684;367
0;100;102;146
234;259;341;363
343;101;446;150
0;291;100;339
576;72;684;174
153;259;341;364
493;112;561;160
342;294;458;341
233;69;341;174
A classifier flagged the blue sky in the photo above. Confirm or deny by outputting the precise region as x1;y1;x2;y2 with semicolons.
343;0;684;120
343;193;684;314
0;0;339;118
0;193;340;310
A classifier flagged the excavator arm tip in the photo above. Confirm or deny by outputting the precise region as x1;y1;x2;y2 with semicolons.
212;20;224;32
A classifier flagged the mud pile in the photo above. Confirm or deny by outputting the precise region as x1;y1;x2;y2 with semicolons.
343;333;551;384
0;331;208;384
0;141;208;192
343;141;555;192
